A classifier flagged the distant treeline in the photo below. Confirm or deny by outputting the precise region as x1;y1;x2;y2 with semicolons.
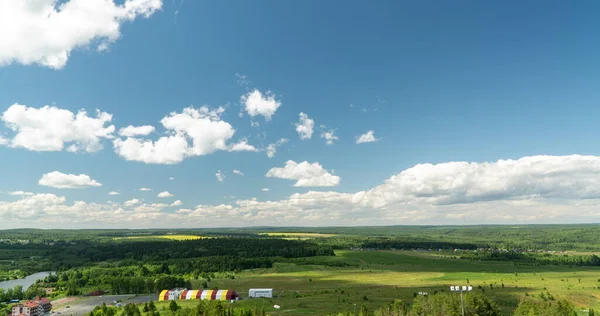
360;239;478;250
459;251;600;267
4;224;600;251
25;238;334;271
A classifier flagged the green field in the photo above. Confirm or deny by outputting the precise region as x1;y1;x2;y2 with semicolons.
113;235;208;241
185;250;599;315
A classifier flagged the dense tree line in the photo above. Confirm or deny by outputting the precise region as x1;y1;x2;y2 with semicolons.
458;251;600;267
42;238;333;265
89;301;267;316
360;239;478;251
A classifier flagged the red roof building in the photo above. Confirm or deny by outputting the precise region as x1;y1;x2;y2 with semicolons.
11;297;52;316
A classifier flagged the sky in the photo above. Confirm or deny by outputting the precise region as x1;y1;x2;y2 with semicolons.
1;0;600;228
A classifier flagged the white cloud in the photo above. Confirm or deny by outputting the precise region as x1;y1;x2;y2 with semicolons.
139;188;152;191
321;130;339;145
261;188;270;192
241;89;281;121
216;170;225;182
108;191;119;196
169;177;175;180
0;136;8;146
1;104;115;152
157;191;173;198
358;154;600;207
228;139;259;152
38;171;102;189
233;169;244;176
295;113;314;140
113;134;188;164
266;138;288;158
114;106;256;164
356;130;379;144
171;200;183;207
5;155;600;228
8;191;34;196
118;125;155;137
124;198;141;206
0;0;163;69
266;160;341;187
250;121;260;127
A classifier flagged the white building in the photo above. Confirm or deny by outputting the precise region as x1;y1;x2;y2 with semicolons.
248;288;273;298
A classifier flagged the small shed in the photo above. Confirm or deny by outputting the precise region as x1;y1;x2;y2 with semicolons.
248;288;273;298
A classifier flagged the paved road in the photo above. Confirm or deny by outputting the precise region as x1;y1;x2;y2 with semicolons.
124;294;158;304
52;295;135;316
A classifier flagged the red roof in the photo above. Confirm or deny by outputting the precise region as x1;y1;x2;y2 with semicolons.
23;302;38;308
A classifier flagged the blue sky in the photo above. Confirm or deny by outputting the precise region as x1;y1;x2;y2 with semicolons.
1;0;600;228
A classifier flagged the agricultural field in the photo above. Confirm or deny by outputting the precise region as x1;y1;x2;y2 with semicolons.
188;250;600;315
113;235;208;241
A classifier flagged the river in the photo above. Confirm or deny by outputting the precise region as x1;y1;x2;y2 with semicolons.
0;272;55;290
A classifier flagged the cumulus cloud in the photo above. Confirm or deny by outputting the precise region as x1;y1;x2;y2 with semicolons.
356;130;379;144
108;191;119;196
9;191;34;196
233;169;244;176
139;188;152;191
113;106;257;164
266;160;341;187
0;0;163;69
321;130;339;145
261;188;270;192
266;138;288;158
241;90;281;121
359;155;600;207
228;139;258;152
4;155;600;228
0;136;8;146
118;125;155;137
38;171;102;189
124;198;141;206
171;200;183;207
1;104;115;152
113;135;188;165
216;170;225;182
157;191;173;198
295;113;314;140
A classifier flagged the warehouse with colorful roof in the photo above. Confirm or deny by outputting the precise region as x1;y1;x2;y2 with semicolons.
158;288;240;301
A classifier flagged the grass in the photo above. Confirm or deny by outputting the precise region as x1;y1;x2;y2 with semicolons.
113;235;207;241
183;250;600;315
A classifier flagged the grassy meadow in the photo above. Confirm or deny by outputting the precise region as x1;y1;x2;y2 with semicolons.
185;250;600;315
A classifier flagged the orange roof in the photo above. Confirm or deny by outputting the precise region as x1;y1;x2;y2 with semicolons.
23;302;39;308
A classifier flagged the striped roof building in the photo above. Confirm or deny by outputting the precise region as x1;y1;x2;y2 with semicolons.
158;289;239;301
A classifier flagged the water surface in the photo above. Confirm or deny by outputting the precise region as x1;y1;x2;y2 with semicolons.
0;271;55;290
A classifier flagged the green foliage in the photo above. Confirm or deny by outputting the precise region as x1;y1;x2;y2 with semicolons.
513;297;577;316
374;299;409;316
169;300;179;312
406;292;501;316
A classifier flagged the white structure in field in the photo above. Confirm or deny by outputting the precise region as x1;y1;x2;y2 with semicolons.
248;288;273;298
